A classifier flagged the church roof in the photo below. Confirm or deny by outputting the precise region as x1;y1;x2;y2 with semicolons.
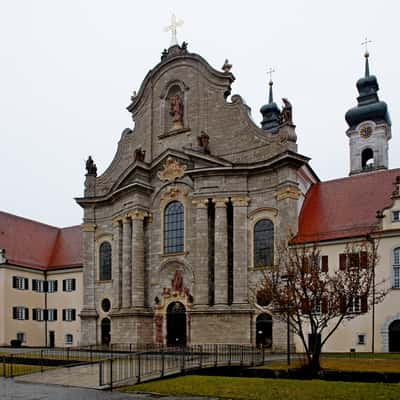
293;168;400;244
0;211;82;271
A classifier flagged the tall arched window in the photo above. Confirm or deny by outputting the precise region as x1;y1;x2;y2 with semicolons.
99;242;112;281
254;219;274;267
164;201;184;254
362;148;374;170
394;247;400;289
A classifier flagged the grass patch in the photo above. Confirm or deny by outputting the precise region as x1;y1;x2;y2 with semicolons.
323;352;400;359
260;358;400;373
120;375;400;400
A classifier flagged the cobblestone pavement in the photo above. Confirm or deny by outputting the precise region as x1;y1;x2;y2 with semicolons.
0;378;218;400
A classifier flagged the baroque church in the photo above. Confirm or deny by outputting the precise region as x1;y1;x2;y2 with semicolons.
75;40;318;349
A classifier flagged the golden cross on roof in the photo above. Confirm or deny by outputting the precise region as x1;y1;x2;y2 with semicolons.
361;37;372;56
164;14;184;47
267;67;275;84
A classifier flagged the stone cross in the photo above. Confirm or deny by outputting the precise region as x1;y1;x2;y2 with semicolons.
361;37;372;54
267;67;275;83
164;14;184;47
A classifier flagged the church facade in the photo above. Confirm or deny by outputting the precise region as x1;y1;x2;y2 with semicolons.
76;43;317;348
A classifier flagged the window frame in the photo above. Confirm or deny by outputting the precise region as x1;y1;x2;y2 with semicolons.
62;308;76;322
63;278;76;292
64;334;73;345
13;276;28;290
99;241;112;281
253;218;275;268
163;200;185;254
393;247;400;289
392;210;400;222
13;306;29;320
16;332;26;343
357;334;366;345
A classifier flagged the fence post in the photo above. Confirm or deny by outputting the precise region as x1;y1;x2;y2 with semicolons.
240;346;244;367
130;343;132;353
161;348;165;377
251;347;255;367
214;344;218;367
99;361;103;386
262;346;265;365
109;357;113;391
199;345;203;369
67;347;70;362
181;347;185;374
41;350;44;373
228;345;232;366
90;345;93;363
136;353;141;384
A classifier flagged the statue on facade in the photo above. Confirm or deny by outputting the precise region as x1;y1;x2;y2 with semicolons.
169;94;184;129
85;156;97;176
171;270;183;292
197;131;210;154
134;147;146;162
281;98;293;125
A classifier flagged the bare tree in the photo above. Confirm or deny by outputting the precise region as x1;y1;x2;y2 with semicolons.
258;237;385;374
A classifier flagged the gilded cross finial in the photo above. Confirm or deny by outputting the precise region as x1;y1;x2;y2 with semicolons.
164;14;184;47
267;67;275;85
361;37;372;57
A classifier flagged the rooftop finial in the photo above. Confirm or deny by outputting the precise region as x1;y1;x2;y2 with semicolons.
164;14;184;47
361;37;372;77
267;67;275;104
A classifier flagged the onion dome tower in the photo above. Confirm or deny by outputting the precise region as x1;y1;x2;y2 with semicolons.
260;78;281;133
345;50;391;175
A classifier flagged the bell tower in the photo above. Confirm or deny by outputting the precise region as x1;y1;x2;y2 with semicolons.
345;48;391;175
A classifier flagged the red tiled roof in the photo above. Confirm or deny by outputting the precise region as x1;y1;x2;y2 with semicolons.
0;211;82;270
293;168;400;244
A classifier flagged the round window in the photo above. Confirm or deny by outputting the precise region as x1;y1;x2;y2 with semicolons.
101;298;111;313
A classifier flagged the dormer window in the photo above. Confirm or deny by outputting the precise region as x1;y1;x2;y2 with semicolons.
392;210;400;222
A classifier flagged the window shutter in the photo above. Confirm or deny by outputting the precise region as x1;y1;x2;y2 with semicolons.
72;309;76;321
24;278;29;290
360;252;368;269
361;295;368;313
32;279;37;291
12;307;17;319
54;309;58;321
62;280;66;291
54;280;58;292
43;281;48;293
62;309;66;321
44;309;48;321
33;309;37;321
321;297;328;314
12;276;17;288
25;308;29;320
339;254;347;270
72;279;76;291
321;255;328;273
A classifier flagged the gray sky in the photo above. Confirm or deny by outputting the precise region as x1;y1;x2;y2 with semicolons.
1;1;399;227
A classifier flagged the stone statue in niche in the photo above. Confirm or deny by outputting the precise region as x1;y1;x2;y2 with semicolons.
155;315;163;344
280;98;293;125
134;147;146;162
169;94;184;130
197;131;210;154
171;270;183;292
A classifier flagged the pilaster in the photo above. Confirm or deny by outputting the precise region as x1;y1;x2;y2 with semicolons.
112;219;122;310
122;216;132;308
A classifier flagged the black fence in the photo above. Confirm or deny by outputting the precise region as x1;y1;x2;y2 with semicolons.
98;344;267;389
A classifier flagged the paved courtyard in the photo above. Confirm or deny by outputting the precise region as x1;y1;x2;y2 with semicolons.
0;378;218;400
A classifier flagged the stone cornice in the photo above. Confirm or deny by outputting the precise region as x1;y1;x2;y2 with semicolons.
81;223;96;232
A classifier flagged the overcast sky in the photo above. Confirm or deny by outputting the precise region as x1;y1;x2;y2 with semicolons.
1;1;399;227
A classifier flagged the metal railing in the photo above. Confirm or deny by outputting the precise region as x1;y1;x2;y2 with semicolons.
98;344;266;389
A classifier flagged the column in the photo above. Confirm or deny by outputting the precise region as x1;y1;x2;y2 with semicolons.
214;198;228;306
122;216;132;308
193;199;209;305
112;219;122;310
232;196;250;304
131;210;147;308
81;223;97;311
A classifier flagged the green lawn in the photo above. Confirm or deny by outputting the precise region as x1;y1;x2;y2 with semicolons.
323;352;400;359
120;375;400;400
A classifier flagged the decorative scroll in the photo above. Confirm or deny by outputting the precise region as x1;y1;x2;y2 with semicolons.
158;157;187;183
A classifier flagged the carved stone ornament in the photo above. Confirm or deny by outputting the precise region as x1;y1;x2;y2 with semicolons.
157;157;187;183
275;186;301;201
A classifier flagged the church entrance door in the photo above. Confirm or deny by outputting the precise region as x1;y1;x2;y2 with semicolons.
167;302;187;347
256;314;272;348
389;320;400;352
101;318;111;346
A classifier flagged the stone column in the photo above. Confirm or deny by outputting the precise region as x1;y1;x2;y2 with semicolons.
130;210;147;308
122;216;132;308
232;196;250;305
214;198;228;306
193;199;209;306
112;219;122;310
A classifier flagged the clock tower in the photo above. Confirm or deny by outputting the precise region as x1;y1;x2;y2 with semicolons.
345;51;391;175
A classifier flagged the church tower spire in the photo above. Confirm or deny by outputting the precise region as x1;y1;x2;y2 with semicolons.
260;68;281;133
345;45;391;175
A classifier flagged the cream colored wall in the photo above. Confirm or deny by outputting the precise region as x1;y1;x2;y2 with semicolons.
0;269;6;345
292;235;400;353
47;268;83;347
1;265;46;346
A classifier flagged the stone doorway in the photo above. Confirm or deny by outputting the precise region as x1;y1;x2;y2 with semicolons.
389;320;400;352
256;313;272;348
101;318;111;346
167;302;187;346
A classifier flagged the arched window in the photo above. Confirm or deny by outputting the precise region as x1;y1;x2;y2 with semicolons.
99;242;112;281
254;219;274;267
164;201;184;254
362;148;374;170
394;247;400;289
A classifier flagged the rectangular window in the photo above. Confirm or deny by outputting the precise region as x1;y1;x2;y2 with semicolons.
392;210;400;222
12;276;29;290
47;309;58;321
63;278;76;292
47;280;58;293
62;309;76;321
358;334;366;345
349;296;361;314
64;334;73;345
13;307;29;320
32;279;46;292
394;267;400;289
16;332;25;343
33;308;45;321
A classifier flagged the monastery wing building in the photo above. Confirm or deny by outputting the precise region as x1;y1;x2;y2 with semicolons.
75;43;317;348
